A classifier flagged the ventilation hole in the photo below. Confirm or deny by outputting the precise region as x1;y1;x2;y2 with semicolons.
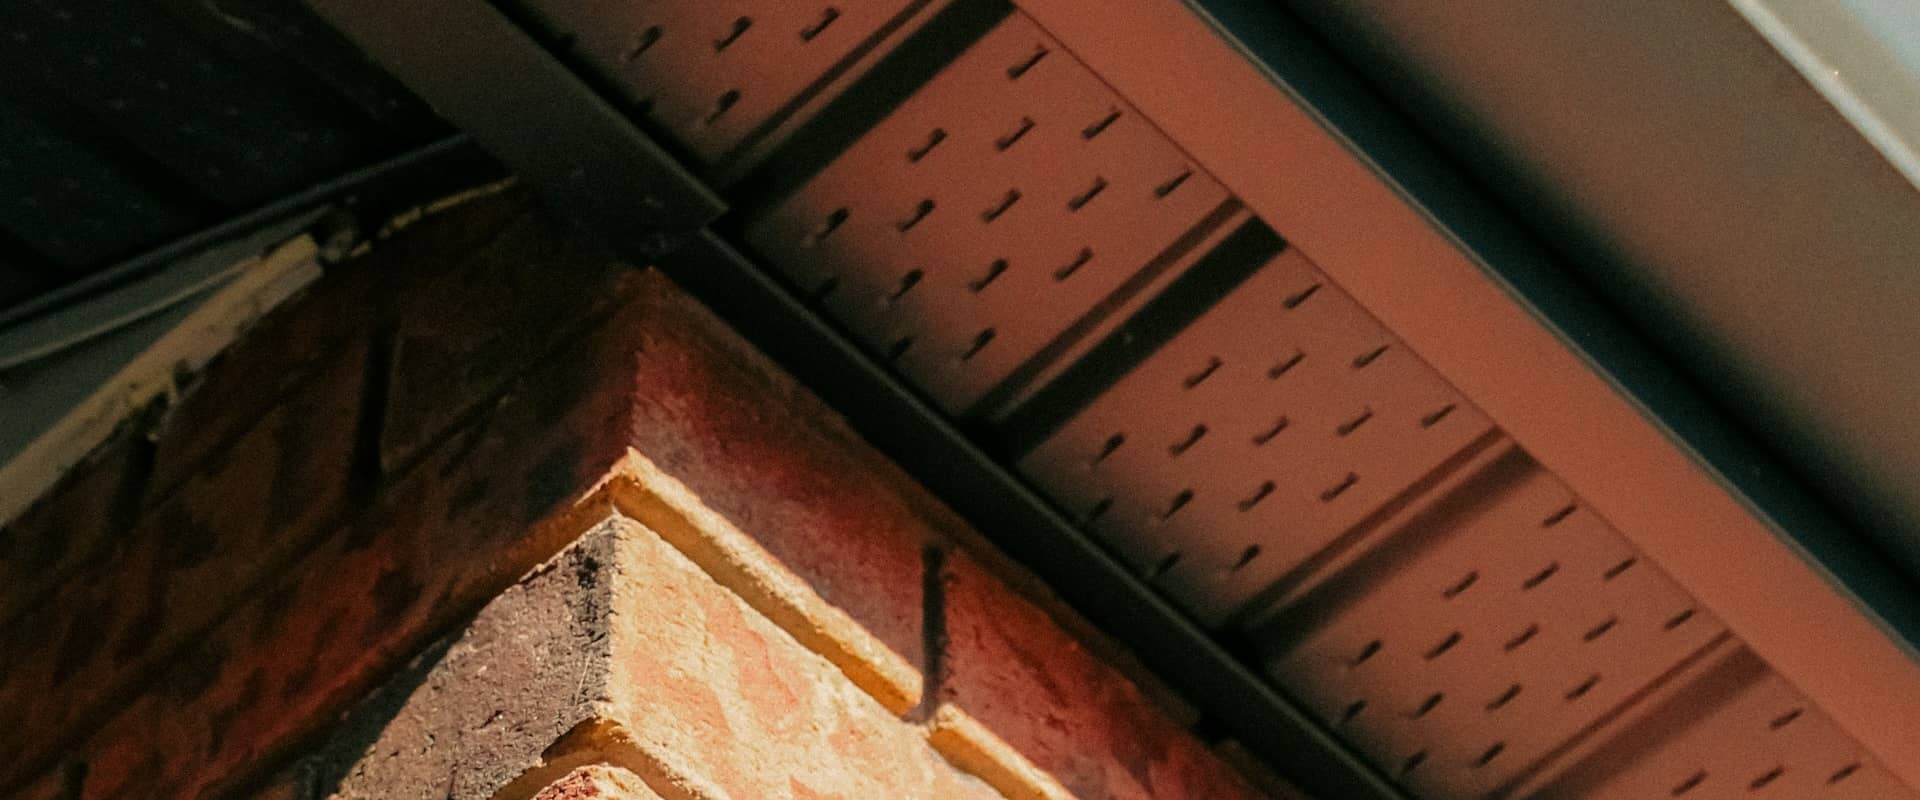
1237;481;1275;512
1184;356;1223;389
1068;176;1108;211
799;7;840;41
1399;751;1428;777
1007;45;1049;79
1253;416;1290;445
1078;497;1113;526
809;274;840;302
1671;770;1708;796
1665;608;1698;631
1081;108;1121;140
550;31;579;52
1566;673;1602;701
1473;742;1506;769
808;208;849;245
1352;345;1390;368
1442;571;1479;599
714;16;752;51
1582;615;1620;642
1487;684;1522;711
1055;247;1094;281
982;189;1021;222
1749;767;1784;790
633;96;657;117
885;336;914;362
1768;708;1804;730
887;269;924;303
1504;623;1540;652
1231;544;1262;571
970;259;1009;291
1092;433;1125;465
1411;692;1443;719
1148;550;1182;579
960;328;995;361
908;127;947;162
1829;763;1861;784
1283;283;1322;309
1335;408;1374;436
1320;473;1359;502
995;116;1035;151
1543;503;1578;527
624;25;663;60
895;198;935;232
1154;169;1193;199
1603;557;1638;581
1522;561;1560;590
1350;639;1382;668
1424;631;1462;660
1159;489;1194;520
1267;350;1305;379
1340;699;1367;724
1169;424;1207;456
1421;404;1458;428
703;89;741;125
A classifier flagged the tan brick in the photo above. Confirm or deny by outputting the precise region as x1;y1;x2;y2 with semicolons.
532;766;665;800
609;276;935;704
602;452;923;715
939;550;1273;800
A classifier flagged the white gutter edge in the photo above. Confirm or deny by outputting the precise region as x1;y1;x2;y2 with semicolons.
0;235;323;527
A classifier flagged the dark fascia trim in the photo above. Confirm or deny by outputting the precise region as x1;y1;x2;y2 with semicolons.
1183;0;1920;647
302;0;725;260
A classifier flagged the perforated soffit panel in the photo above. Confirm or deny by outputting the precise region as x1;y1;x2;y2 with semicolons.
335;1;1920;798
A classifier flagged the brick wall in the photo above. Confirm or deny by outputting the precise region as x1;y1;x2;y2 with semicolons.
0;188;1302;800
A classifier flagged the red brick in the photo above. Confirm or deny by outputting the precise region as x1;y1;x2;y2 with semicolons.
610;275;935;697
145;185;536;498
940;550;1273;800
37;295;645;800
0;339;368;790
379;204;629;473
0;433;149;625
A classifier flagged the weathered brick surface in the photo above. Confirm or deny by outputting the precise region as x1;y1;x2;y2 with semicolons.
143;189;534;501
53;323;641;800
379;205;628;473
595;514;998;800
531;766;665;800
0;340;367;789
940;550;1278;800
0;433;149;625
4;191;1292;800
610;276;933;704
246;514;998;800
